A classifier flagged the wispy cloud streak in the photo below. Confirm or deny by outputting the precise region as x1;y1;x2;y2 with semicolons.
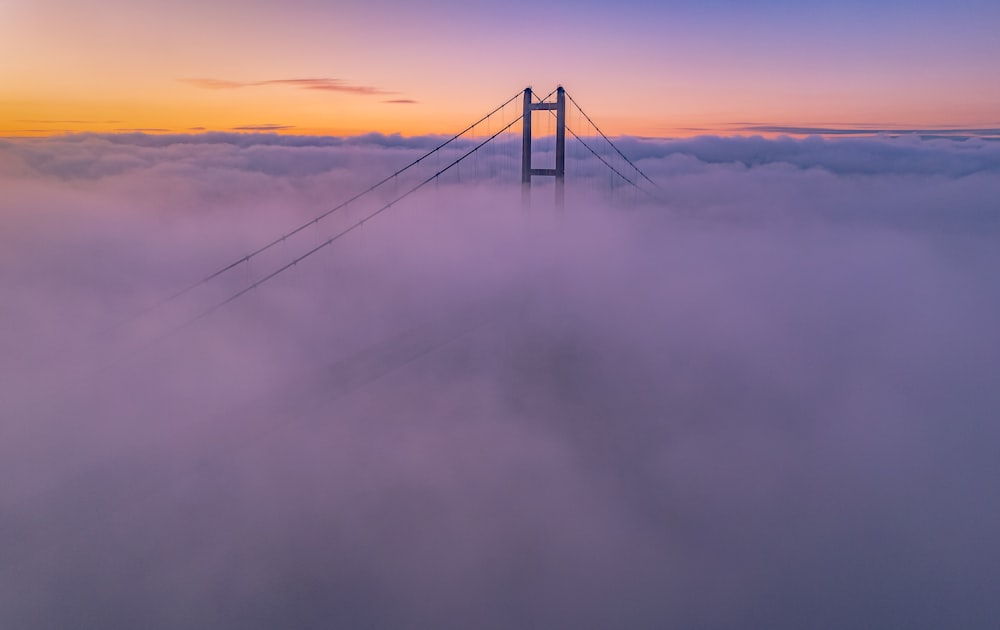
737;124;1000;137
180;77;396;96
230;124;296;131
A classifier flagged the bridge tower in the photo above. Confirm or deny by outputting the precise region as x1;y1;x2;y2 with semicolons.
521;86;566;207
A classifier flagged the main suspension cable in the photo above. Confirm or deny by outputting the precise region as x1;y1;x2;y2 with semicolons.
137;115;526;349
117;89;527;326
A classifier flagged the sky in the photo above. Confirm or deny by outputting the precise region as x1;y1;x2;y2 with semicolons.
2;0;1000;136
3;1;1000;626
2;130;1000;628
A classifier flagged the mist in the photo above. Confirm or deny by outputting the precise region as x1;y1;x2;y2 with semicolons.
2;132;999;629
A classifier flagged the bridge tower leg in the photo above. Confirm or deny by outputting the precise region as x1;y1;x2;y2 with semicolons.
554;86;566;208
521;86;566;209
522;88;532;207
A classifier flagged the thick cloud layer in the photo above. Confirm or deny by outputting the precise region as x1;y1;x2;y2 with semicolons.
2;133;999;629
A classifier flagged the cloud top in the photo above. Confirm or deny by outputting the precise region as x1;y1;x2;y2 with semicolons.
1;131;999;629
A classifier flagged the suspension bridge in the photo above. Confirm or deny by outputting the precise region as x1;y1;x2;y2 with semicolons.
126;86;661;341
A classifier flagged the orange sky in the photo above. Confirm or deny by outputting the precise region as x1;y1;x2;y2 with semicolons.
3;0;999;138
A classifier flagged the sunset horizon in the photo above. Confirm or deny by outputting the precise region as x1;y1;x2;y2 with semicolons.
5;76;999;138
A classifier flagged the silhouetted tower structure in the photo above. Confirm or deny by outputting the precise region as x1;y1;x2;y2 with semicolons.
521;86;566;207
